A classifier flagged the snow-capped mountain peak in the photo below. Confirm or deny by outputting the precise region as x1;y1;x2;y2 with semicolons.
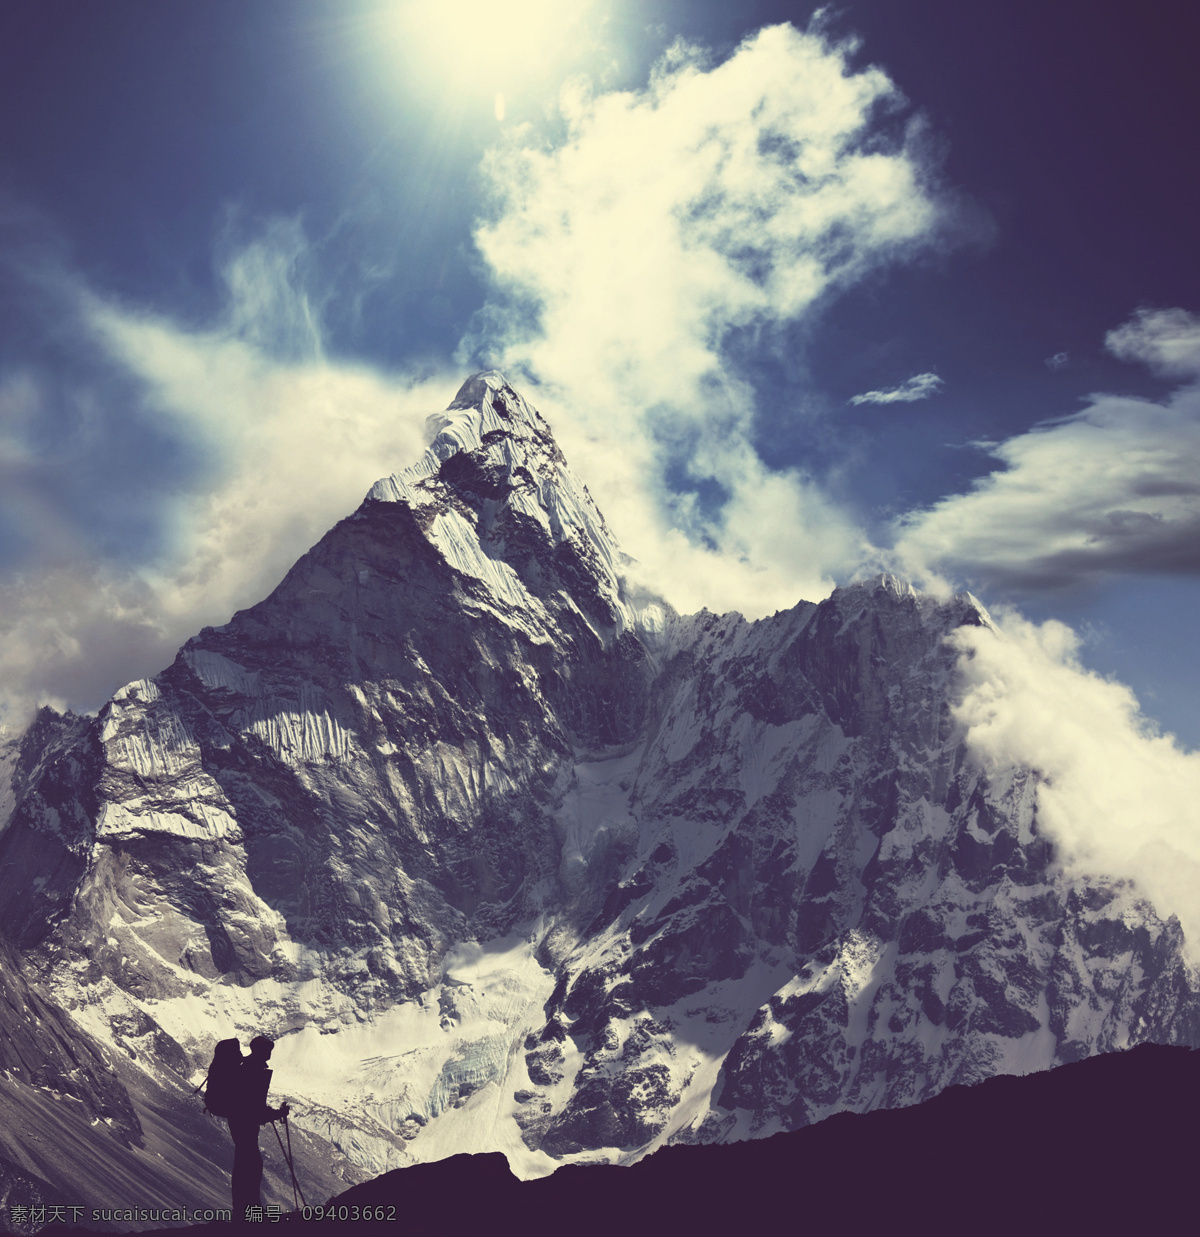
368;370;667;644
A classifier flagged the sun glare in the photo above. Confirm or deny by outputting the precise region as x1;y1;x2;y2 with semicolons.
397;0;595;93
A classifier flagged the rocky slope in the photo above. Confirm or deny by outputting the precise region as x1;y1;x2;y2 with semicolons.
0;371;1195;1220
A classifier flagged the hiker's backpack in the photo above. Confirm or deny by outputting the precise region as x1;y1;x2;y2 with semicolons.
203;1038;243;1118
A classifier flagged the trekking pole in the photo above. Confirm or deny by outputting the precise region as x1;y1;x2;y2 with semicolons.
271;1116;308;1209
284;1115;308;1207
271;1121;300;1211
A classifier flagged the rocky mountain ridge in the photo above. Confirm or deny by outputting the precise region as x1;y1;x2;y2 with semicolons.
0;371;1195;1221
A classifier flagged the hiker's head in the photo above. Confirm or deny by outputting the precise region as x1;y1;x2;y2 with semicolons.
248;1035;275;1061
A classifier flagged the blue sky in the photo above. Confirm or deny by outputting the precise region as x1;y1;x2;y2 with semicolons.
1;0;1199;751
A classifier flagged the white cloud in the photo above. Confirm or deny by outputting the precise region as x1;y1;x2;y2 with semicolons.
85;303;444;627
848;371;943;406
0;222;452;722
217;216;325;360
1044;351;1068;370
893;309;1200;592
467;21;953;617
0;563;175;723
1106;306;1200;378
952;609;1200;955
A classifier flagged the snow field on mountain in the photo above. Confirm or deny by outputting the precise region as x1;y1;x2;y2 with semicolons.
556;747;641;892
0;732;23;831
430;506;543;617
103;928;562;1177
733;712;819;808
246;700;356;763
369;372;666;647
101;693;191;775
634;955;800;1153
183;647;263;695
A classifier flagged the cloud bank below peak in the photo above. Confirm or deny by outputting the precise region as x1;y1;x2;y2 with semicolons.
954;608;1200;956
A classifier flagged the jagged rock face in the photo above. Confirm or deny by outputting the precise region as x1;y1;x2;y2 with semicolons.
70;376;665;1007
520;586;1200;1153
0;710;100;951
0;371;1196;1203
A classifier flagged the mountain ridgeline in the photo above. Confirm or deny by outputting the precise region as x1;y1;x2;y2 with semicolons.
0;372;1196;1217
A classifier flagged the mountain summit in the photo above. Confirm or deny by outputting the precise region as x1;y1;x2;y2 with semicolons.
0;374;1196;1210
368;370;666;646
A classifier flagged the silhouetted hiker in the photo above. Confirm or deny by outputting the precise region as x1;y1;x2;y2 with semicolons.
228;1034;289;1220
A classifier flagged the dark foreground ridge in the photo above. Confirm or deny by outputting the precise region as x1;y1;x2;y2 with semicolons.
16;1042;1197;1237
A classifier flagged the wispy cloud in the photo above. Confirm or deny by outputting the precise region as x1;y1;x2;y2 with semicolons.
0;14;969;718
0;19;968;725
1044;351;1068;370
892;308;1200;593
848;371;943;406
216;215;325;361
1105;306;1200;378
942;308;1200;941
84;294;445;631
465;21;957;617
0;215;451;722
